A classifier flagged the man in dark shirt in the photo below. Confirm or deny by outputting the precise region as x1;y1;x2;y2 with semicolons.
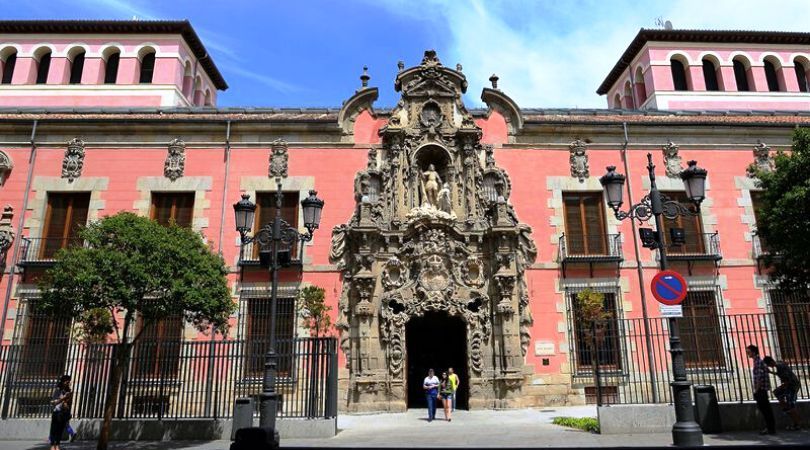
747;345;776;434
764;356;802;430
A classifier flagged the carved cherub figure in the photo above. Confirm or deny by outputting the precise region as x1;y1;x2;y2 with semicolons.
438;183;452;213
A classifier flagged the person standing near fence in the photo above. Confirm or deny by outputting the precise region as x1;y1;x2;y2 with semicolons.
764;356;803;430
423;368;439;422
448;367;459;411
48;374;73;450
747;345;776;435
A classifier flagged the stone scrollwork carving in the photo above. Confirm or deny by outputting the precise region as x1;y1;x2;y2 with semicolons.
62;138;85;182
460;255;485;288
381;255;407;289
269;139;289;179
569;139;589;182
164;138;186;181
0;205;14;257
747;141;774;177
0;150;12;186
662;140;682;178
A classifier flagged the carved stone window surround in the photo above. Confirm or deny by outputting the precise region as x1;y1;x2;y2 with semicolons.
26;176;108;241
134;176;212;233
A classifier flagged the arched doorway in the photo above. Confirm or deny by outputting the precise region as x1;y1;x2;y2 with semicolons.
405;311;469;409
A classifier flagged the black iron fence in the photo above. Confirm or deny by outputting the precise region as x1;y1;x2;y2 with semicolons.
19;237;85;265
573;309;810;405
0;337;337;420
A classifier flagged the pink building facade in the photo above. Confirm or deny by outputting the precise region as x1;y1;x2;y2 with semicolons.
0;22;809;415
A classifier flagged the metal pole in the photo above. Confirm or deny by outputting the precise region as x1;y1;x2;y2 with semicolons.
259;178;282;430
647;153;703;447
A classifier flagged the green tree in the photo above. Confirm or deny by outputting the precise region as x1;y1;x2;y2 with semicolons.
752;128;810;292
297;285;332;337
34;212;234;450
575;289;611;405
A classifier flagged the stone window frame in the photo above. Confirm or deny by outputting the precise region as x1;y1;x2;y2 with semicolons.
678;278;733;373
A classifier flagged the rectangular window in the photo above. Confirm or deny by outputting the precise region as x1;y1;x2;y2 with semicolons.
770;289;810;362
42;192;90;259
244;296;296;377
680;291;725;368
150;192;195;228
253;192;299;259
563;192;607;255
20;303;71;378
661;191;704;254
571;292;621;372
750;191;769;253
132;315;183;378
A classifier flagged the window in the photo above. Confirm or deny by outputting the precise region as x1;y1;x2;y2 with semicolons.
1;51;16;84
750;190;769;254
733;59;750;91
702;59;719;91
244;296;296;377
680;290;725;367
794;59;809;93
670;59;688;91
571;291;621;372
69;51;85;84
150;192;194;228
660;191;703;254
132;315;183;378
623;81;633;109
764;60;780;92
254;192;299;259
104;52;120;84
35;51;51;84
20;302;71;378
139;52;155;84
613;94;621;109
634;66;647;105
770;289;810;362
563;192;607;255
41;192;90;259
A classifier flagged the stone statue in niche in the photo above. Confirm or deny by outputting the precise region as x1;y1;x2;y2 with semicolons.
421;164;442;207
438;183;452;214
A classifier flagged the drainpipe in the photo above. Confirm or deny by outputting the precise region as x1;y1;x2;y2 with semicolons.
620;122;658;403
0;120;38;340
217;120;232;255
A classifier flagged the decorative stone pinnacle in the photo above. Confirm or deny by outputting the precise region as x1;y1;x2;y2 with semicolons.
397;60;405;72
489;74;499;89
360;66;370;88
456;63;463;72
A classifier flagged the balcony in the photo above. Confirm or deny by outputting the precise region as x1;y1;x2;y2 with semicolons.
559;233;623;277
18;237;83;267
237;240;302;268
662;232;722;274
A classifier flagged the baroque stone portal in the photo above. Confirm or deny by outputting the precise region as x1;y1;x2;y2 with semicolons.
330;51;536;412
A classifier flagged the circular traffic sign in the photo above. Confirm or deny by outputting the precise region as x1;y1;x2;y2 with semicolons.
651;270;688;306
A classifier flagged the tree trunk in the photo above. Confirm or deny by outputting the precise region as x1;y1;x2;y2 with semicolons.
97;342;130;450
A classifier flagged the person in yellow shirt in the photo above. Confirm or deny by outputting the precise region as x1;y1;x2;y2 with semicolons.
448;367;460;411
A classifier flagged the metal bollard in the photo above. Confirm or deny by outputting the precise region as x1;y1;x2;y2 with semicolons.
230;397;254;441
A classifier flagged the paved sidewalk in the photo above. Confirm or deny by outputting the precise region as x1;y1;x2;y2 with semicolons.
4;407;810;449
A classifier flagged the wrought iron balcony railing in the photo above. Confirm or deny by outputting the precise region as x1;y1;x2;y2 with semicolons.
664;232;722;261
18;237;84;266
559;233;623;262
237;240;301;267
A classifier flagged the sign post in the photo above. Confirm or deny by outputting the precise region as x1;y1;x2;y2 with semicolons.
651;270;687;318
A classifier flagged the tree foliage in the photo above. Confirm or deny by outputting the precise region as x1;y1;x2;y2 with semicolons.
34;212;234;450
575;289;610;324
752;128;810;292
297;284;332;336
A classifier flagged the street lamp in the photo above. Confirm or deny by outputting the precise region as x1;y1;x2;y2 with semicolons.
233;144;324;443
599;153;706;447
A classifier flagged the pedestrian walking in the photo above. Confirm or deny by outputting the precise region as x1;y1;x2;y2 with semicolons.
439;371;453;422
764;356;803;430
448;367;459;411
746;345;775;435
423;368;439;422
48;374;73;449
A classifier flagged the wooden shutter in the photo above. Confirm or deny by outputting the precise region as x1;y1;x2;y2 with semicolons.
42;192;91;258
661;192;703;254
134;315;183;378
750;191;769;252
563;192;607;255
21;303;70;378
150;192;194;228
680;291;724;367
245;296;295;376
254;192;299;259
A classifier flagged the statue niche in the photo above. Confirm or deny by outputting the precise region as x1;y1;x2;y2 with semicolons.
331;50;535;412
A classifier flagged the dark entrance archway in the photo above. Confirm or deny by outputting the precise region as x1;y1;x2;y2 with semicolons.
405;311;469;409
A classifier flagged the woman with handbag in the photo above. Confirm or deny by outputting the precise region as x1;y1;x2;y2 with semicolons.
49;374;73;450
439;371;453;422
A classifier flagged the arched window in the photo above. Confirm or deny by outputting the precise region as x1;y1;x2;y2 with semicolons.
139;52;155;84
69;51;85;84
733;59;750;91
670;58;688;91
204;90;212;106
35;50;52;84
1;50;16;84
764;59;780;92
795;58;810;93
613;93;621;109
104;51;120;84
702;59;719;91
634;66;647;105
623;81;633;108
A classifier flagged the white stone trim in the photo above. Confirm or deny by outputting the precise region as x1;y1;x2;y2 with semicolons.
0;84;192;107
546;176;622;254
134;176;213;232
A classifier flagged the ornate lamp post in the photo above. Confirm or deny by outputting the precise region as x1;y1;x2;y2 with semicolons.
233;142;324;438
600;153;707;447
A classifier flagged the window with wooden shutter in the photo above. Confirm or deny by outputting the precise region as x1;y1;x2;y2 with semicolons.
42;192;91;259
150;192;195;228
571;292;621;371
680;291;725;367
661;191;704;254
770;289;810;362
133;315;183;378
244;297;296;377
750;191;769;253
254;192;299;259
563;192;607;255
20;302;71;378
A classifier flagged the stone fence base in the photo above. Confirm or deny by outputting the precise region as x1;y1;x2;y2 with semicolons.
599;401;810;434
0;417;336;441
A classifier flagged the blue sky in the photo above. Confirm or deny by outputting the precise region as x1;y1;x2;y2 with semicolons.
7;0;810;108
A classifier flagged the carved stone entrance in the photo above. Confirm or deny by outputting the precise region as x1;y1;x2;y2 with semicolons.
331;50;537;412
406;311;468;409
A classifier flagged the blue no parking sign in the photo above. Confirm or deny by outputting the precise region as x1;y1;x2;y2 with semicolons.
651;270;687;306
